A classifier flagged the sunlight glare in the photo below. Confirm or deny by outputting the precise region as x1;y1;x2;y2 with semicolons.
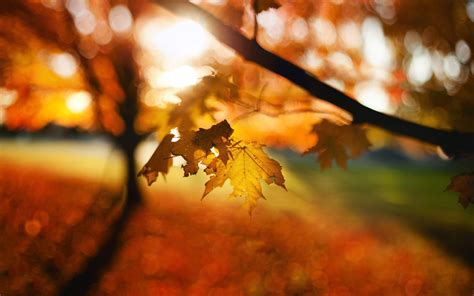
170;127;180;142
354;81;393;113
169;128;186;166
143;89;182;108
139;19;210;64
66;91;92;113
362;17;394;70
146;65;214;89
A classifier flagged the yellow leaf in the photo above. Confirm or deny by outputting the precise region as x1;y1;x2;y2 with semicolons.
137;134;174;185
203;142;286;214
305;120;371;169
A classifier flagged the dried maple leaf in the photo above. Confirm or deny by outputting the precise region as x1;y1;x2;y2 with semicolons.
137;134;174;185
172;120;234;176
194;120;234;164
446;173;474;208
203;142;286;214
305;120;371;169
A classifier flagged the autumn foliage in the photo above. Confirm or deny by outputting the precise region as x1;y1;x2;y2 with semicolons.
1;0;474;294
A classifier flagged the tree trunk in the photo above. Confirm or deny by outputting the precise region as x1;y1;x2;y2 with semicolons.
60;50;142;296
59;136;141;296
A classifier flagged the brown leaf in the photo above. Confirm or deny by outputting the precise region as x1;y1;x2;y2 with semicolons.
446;173;474;208
305;120;371;169
172;120;234;176
195;120;234;164
138;134;174;185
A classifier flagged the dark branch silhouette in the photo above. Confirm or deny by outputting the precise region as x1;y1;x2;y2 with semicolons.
154;0;474;157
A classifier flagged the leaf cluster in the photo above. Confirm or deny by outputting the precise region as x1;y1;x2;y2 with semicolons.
138;120;286;214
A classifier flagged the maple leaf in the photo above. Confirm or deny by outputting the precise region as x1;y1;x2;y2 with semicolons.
305;120;371;169
203;142;286;214
195;119;234;164
172;120;234;176
446;173;474;208
137;134;174;185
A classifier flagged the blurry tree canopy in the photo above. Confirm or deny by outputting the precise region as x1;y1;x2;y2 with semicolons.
1;0;474;293
1;0;473;206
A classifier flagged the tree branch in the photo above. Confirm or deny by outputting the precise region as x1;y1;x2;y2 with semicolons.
154;0;474;156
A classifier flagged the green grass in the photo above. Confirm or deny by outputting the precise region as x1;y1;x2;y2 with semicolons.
286;159;474;227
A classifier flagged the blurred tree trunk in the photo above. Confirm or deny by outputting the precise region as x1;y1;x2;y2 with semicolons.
60;53;142;296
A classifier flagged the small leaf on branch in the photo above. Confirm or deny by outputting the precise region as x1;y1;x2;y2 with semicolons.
305;120;371;169
137;134;174;185
446;173;474;208
203;141;286;214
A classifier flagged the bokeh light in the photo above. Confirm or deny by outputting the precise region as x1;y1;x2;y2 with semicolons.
108;5;133;34
407;47;432;86
257;9;286;45
66;91;92;113
48;53;78;78
310;18;337;47
338;21;362;50
74;10;97;35
362;17;394;70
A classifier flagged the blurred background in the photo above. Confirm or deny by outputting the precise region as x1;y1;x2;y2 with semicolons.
1;0;474;295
